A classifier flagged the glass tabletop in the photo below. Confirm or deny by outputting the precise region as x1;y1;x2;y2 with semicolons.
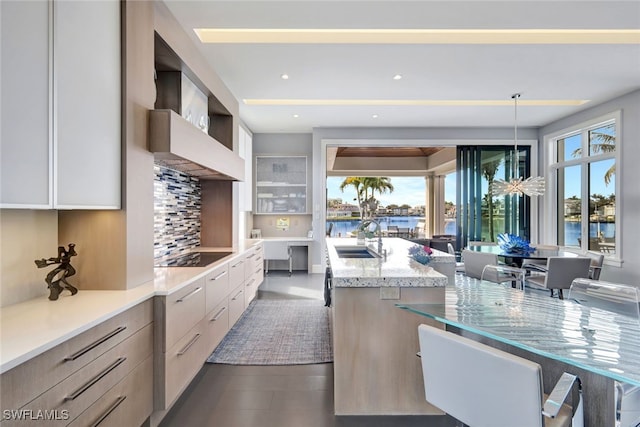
398;280;640;386
468;245;580;260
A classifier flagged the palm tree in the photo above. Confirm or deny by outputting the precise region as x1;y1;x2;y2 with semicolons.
361;177;394;217
339;177;365;218
571;125;616;185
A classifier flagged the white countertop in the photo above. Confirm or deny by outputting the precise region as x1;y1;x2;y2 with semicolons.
0;240;263;374
327;237;453;288
0;283;155;374
260;236;313;242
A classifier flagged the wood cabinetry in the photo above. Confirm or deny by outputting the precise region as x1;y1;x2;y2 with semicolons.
244;243;264;306
0;0;121;209
0;300;153;426
153;245;264;420
255;156;308;214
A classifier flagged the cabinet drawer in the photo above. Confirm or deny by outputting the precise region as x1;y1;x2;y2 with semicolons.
253;244;264;269
7;324;153;427
205;262;229;314
228;255;246;289
204;298;229;354
228;283;245;327
0;299;152;412
245;275;258;307
162;278;206;351
67;356;152;427
161;320;207;408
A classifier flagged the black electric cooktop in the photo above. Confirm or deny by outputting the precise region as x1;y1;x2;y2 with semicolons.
156;251;232;267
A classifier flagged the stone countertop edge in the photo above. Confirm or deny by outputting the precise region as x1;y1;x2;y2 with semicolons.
326;237;453;288
0;240;263;374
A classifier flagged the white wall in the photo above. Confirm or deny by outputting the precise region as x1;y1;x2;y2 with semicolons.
539;89;640;285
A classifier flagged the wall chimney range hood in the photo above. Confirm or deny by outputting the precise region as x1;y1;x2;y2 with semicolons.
149;109;244;181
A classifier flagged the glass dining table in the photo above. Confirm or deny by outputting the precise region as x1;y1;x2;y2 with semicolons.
398;279;640;425
468;244;579;266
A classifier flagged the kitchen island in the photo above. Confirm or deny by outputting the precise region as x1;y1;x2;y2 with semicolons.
326;237;454;416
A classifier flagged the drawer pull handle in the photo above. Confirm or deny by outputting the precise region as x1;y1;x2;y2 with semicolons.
232;260;244;268
246;253;255;259
91;395;127;427
65;357;126;401
210;271;227;281
255;257;262;262
231;290;243;300
210;306;227;321
176;286;202;303
255;268;262;274
64;326;127;361
246;279;255;286
177;334;201;356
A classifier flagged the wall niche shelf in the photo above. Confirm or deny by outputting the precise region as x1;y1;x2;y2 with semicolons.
255;156;308;214
153;33;232;150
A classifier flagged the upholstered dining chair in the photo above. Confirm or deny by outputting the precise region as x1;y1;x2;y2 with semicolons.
447;243;465;273
418;324;583;427
521;245;559;274
461;249;526;289
583;251;605;280
526;257;592;299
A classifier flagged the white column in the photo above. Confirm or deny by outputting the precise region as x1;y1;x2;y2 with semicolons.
425;175;447;237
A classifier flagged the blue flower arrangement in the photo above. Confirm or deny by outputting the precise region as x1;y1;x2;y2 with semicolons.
408;244;433;265
497;233;535;254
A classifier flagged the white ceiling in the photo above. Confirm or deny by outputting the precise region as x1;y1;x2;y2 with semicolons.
163;0;640;133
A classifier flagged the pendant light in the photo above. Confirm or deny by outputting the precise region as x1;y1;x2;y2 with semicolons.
493;93;545;197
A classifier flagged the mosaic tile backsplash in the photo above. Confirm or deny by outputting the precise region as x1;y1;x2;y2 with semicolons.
154;165;201;262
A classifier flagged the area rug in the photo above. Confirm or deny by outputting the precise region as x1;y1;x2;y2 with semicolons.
206;299;333;365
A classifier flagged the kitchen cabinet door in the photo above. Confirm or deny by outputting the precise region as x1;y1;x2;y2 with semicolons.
0;0;121;209
54;0;121;208
0;0;52;208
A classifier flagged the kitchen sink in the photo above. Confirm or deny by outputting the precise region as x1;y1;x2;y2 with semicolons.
335;246;380;259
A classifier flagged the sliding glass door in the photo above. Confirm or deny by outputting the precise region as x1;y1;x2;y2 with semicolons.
456;146;532;249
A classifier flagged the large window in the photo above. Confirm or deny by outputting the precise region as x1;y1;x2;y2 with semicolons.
548;112;619;260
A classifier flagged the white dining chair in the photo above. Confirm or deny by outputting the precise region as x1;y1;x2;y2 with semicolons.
447;243;465;273
461;249;526;289
526;257;592;299
418;324;583;427
583;251;605;280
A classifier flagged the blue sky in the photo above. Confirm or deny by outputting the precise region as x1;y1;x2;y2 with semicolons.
326;165;614;208
327;175;458;207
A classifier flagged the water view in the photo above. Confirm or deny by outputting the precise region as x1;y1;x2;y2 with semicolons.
327;216;456;237
327;216;614;249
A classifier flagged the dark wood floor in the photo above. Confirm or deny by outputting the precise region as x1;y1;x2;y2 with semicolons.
159;272;456;427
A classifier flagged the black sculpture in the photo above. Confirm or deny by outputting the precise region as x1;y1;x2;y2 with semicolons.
35;244;79;301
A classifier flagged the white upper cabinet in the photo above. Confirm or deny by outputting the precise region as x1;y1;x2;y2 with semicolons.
54;0;121;208
1;0;51;208
255;156;307;214
0;0;121;209
238;126;253;212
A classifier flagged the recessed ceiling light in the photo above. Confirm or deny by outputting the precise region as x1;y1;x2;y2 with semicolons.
243;99;589;106
393;74;402;80
281;74;289;80
195;28;640;45
372;114;379;119
293;114;299;118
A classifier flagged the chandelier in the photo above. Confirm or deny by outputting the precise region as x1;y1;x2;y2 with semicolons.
493;93;545;197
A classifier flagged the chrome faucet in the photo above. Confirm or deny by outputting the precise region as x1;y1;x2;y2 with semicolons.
359;219;383;256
